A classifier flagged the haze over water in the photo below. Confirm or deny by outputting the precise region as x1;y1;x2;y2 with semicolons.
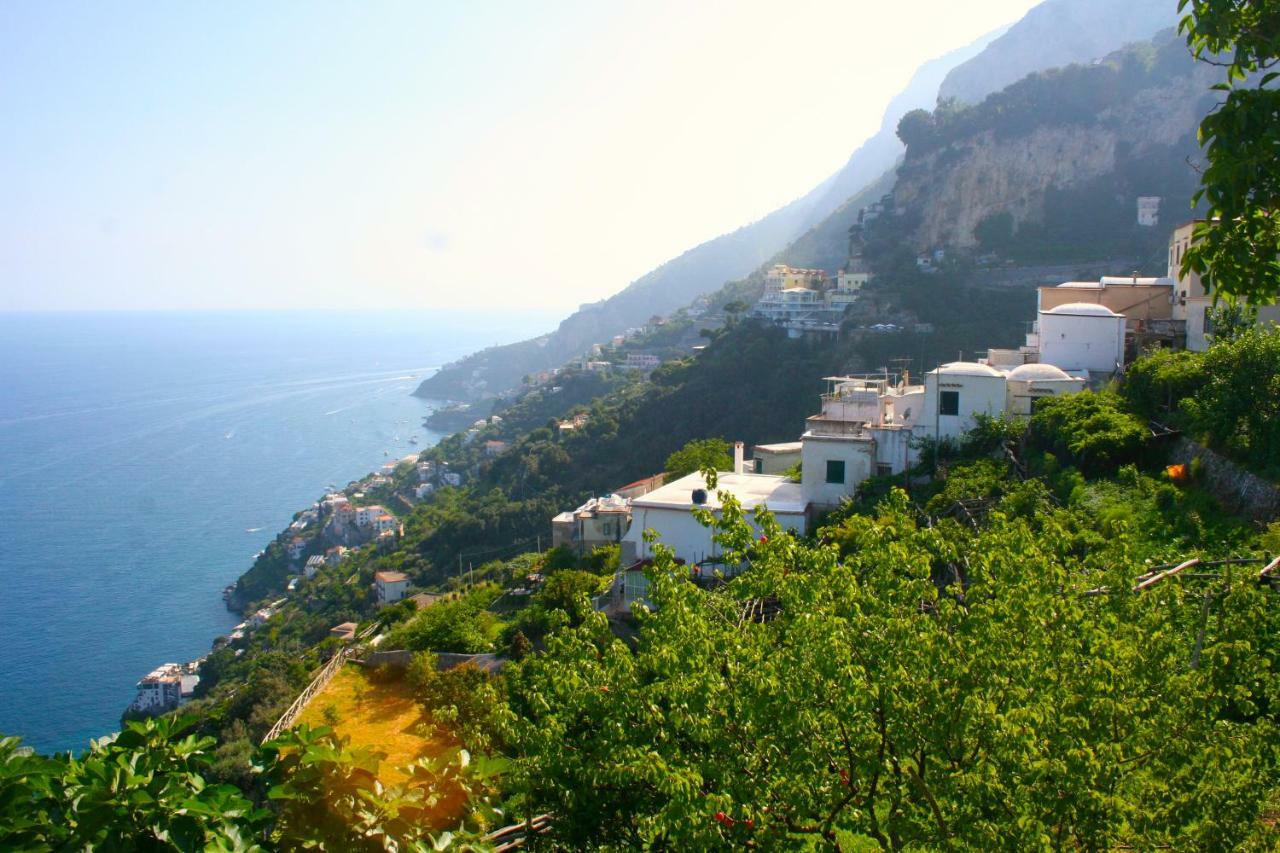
0;309;556;753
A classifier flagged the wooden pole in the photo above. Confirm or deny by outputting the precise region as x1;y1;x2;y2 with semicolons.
1259;556;1280;580
1133;557;1200;593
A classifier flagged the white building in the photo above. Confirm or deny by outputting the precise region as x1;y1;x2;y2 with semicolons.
1037;303;1126;375
303;554;326;579
371;513;399;535
1137;196;1161;227
375;571;409;605
625;353;661;372
751;441;802;475
129;663;188;714
551;493;632;556
356;505;387;527
285;536;310;561
621;471;806;569
1004;363;1086;417
754;287;821;321
916;362;1009;444
1169;221;1280;352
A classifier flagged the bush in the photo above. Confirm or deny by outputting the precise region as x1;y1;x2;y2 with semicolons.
1030;392;1149;477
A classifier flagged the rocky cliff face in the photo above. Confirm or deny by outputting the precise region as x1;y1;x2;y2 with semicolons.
894;44;1217;252
896;126;1117;251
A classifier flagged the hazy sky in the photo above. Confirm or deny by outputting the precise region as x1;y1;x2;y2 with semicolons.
1;1;1041;312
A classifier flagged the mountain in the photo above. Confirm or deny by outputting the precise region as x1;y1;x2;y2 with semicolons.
413;31;1003;403
418;0;1183;406
937;0;1178;105
889;30;1214;261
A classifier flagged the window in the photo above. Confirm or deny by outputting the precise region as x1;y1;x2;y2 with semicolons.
876;464;892;478
939;390;960;416
1203;306;1214;334
825;459;845;484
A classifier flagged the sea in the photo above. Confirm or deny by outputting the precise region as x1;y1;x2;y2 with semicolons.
0;309;557;754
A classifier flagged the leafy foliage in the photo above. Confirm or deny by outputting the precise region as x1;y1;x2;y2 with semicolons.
664;437;733;483
1029;391;1150;476
1178;0;1280;304
504;485;1280;849
383;585;502;654
1126;327;1280;477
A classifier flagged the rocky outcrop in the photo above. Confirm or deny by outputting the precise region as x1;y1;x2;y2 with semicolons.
895;126;1119;251
893;48;1218;252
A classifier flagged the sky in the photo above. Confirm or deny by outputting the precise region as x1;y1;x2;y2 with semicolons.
0;1;1042;313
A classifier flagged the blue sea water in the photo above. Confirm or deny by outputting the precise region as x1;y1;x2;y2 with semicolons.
0;310;556;754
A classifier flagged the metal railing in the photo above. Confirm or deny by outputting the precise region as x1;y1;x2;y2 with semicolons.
260;646;351;745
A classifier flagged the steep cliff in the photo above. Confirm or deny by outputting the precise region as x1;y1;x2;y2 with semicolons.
892;33;1217;257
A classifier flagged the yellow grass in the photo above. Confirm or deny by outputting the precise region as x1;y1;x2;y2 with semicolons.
297;664;453;787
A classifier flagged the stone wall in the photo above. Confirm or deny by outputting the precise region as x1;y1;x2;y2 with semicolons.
1168;438;1280;523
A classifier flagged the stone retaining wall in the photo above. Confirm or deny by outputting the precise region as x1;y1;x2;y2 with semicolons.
1168;438;1280;523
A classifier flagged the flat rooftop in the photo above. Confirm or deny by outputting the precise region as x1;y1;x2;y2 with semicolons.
631;471;806;515
754;441;803;453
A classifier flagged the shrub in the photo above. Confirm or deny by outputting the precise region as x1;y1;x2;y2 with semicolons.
1030;392;1149;477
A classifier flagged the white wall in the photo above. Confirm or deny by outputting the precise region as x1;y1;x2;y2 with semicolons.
868;426;916;474
623;505;805;565
800;434;876;508
917;373;1008;445
1005;378;1085;416
1038;312;1126;373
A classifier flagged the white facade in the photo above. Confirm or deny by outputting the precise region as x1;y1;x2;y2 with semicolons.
1004;363;1085;416
304;555;326;579
356;505;386;527
130;664;185;713
375;571;409;604
916;363;1009;445
622;471;806;567
800;432;876;509
1037;303;1126;374
1137;196;1161;227
625;353;661;371
752;441;802;475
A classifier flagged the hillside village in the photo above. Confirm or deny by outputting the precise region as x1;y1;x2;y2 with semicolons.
23;4;1280;848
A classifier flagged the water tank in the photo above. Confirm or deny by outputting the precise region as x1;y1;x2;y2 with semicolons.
691;488;708;505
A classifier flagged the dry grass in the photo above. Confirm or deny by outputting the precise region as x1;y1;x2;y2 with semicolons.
297;664;454;787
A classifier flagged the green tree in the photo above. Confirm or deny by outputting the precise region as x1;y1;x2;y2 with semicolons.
663;437;733;483
1178;0;1280;303
504;488;1280;849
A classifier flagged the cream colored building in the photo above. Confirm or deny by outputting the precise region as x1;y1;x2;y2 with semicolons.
1169;221;1280;352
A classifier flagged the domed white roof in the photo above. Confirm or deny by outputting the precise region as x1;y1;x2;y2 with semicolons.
1043;302;1121;317
1007;363;1072;381
934;361;1004;378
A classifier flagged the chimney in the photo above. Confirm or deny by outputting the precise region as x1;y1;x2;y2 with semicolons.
734;441;745;474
